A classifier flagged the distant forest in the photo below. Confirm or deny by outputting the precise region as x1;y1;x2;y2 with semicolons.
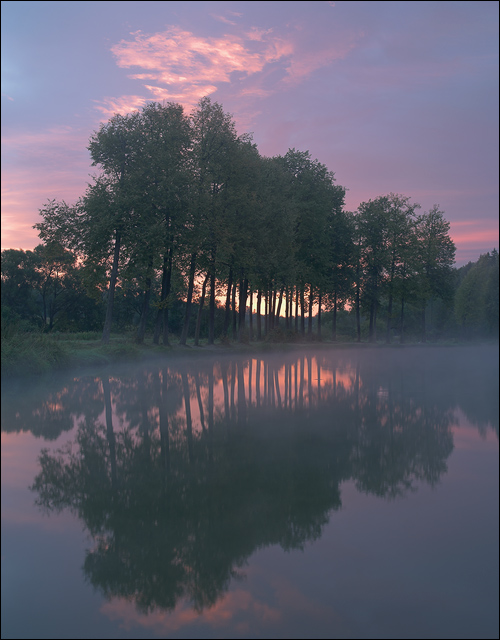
2;99;498;344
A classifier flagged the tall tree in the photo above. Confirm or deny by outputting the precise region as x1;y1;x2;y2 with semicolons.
189;97;247;344
278;149;344;337
415;205;456;341
381;194;420;343
325;210;355;341
85;111;145;343
356;197;390;342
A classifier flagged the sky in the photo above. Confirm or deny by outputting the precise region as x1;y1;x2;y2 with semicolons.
1;0;498;266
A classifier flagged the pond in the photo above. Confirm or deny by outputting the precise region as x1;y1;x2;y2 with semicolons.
1;345;498;639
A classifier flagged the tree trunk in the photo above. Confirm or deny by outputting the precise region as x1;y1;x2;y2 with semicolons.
180;252;197;345
154;249;170;344
355;274;361;343
308;285;313;336
162;248;173;345
208;268;216;345
276;285;285;326
136;271;152;344
317;290;322;339
231;276;237;339
295;286;299;333
194;273;208;346
257;289;262;339
332;291;337;342
300;286;305;336
285;286;289;330
386;259;396;344
270;287;276;330
238;275;248;341
223;265;233;337
102;229;121;344
264;291;268;336
369;269;379;343
248;284;253;341
386;293;393;344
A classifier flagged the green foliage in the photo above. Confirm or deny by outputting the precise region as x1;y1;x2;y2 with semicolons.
1;332;69;376
455;250;499;337
2;245;104;334
14;98;487;351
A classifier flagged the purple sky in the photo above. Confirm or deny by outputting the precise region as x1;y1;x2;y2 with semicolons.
2;1;498;265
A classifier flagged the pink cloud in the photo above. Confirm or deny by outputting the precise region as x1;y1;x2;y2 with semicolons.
284;40;358;84
111;26;292;83
143;83;218;111
245;27;274;42
93;95;150;118
210;14;238;26
104;26;295;112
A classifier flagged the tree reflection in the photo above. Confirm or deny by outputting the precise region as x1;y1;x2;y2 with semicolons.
21;347;497;616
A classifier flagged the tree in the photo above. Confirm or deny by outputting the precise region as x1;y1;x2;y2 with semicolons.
278;149;345;337
130;103;191;345
324;209;355;341
381;194;420;343
84;112;147;343
33;242;77;330
356;197;390;342
415;205;456;341
455;250;499;337
189;97;243;344
1;248;42;331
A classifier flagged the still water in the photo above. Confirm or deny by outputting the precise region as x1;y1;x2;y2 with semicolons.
1;345;498;639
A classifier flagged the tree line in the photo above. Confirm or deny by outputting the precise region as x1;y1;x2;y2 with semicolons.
2;98;498;343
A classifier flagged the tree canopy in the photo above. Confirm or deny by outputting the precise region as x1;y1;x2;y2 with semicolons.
3;97;494;345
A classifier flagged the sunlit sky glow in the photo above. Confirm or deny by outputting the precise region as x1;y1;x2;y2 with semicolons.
1;1;498;265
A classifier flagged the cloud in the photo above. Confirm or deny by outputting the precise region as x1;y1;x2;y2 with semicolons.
93;95;150;118
143;83;218;107
111;26;292;83
245;27;274;42
211;14;238;26
105;26;295;111
103;22;365;122
283;42;356;84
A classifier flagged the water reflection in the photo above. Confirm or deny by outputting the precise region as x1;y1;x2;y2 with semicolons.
1;346;498;619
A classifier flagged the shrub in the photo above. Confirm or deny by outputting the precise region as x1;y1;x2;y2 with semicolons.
1;333;69;376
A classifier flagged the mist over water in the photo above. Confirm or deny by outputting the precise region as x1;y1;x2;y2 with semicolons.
2;345;498;639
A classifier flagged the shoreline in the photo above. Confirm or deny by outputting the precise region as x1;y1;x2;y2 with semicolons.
2;331;495;380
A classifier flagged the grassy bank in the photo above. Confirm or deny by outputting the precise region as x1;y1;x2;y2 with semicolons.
1;330;468;379
1;331;165;377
